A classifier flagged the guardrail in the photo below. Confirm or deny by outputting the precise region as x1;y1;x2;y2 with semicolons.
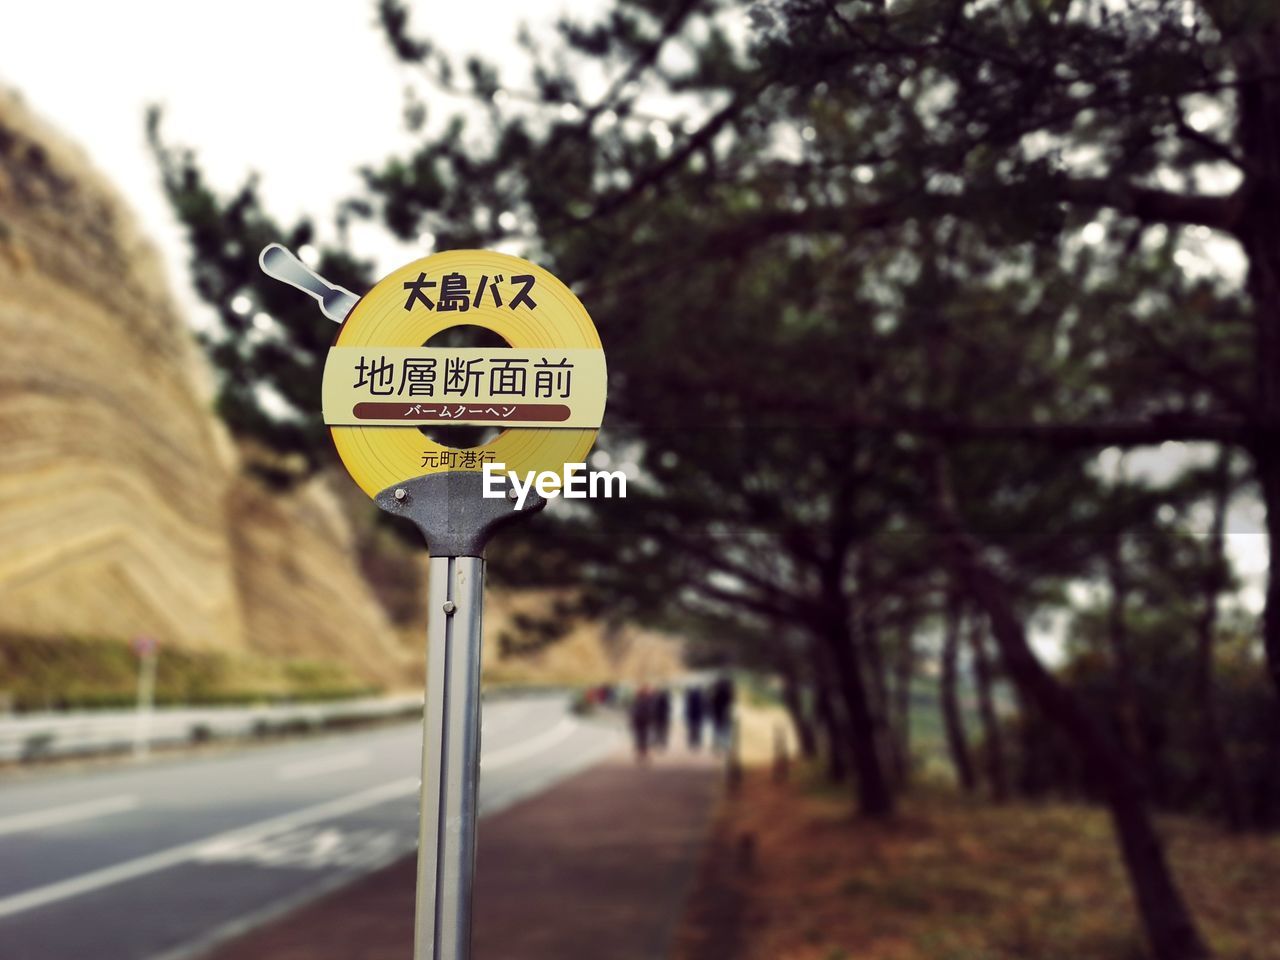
0;694;426;764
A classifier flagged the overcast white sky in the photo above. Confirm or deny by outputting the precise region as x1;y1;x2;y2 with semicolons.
0;0;597;317
0;1;1268;623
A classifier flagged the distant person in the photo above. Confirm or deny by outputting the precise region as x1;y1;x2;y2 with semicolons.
709;675;735;753
652;687;671;750
630;685;654;761
684;685;706;750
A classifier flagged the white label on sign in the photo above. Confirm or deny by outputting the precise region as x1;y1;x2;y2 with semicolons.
322;347;606;428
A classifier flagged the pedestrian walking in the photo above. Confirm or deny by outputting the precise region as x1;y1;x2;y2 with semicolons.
684;685;706;750
709;675;735;753
652;687;671;750
630;685;654;761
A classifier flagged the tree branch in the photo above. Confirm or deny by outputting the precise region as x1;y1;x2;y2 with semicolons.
832;406;1250;448
1052;177;1242;232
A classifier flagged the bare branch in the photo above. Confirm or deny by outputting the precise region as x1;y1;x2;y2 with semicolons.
832;407;1250;448
1053;177;1242;232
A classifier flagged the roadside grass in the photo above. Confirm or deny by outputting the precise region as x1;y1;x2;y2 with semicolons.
678;767;1280;960
0;633;377;711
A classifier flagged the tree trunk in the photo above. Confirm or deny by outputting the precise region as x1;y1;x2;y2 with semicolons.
1104;534;1156;791
858;603;903;788
1237;20;1280;703
818;621;895;817
940;592;977;792
934;471;1211;960
810;643;848;783
1193;452;1246;830
814;566;895;818
1258;451;1280;701
968;614;1010;801
892;626;914;786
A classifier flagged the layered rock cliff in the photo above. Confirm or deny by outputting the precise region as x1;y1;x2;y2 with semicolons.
0;89;413;688
0;90;684;700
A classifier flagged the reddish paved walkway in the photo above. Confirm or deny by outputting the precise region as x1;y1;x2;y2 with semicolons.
203;749;721;960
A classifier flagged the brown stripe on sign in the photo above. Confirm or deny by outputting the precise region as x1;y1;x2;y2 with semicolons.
352;402;572;422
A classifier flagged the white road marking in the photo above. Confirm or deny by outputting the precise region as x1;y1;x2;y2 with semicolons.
144;858;408;960
0;712;584;921
482;717;576;771
276;750;370;781
196;826;410;871
0;795;139;838
0;778;418;919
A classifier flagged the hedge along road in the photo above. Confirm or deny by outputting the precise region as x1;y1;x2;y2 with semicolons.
0;692;620;960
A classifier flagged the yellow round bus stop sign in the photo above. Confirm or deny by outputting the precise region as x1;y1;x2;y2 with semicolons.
321;250;605;498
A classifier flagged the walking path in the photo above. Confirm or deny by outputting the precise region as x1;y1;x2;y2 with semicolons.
202;745;722;960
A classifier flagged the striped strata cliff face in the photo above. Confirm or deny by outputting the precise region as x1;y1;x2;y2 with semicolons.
0;89;413;686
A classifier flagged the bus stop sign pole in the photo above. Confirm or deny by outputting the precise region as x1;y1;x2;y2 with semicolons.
375;471;546;960
260;244;601;960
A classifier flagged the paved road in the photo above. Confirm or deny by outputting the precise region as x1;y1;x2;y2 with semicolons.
0;693;620;960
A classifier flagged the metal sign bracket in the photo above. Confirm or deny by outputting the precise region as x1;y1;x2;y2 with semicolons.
376;471;547;559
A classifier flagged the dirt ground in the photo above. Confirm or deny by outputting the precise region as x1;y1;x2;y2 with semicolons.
675;769;1280;960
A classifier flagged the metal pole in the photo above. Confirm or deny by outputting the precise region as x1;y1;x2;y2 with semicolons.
256;252;558;960
371;471;546;960
415;555;486;960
